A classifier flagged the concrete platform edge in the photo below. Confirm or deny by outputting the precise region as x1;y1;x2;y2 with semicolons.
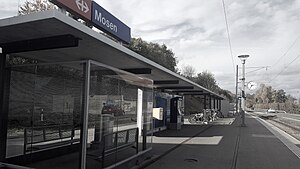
253;114;300;159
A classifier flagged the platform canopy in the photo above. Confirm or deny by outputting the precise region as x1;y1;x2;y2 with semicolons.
0;10;224;100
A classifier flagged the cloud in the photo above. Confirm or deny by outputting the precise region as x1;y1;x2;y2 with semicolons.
1;0;300;97
1;1;19;19
95;0;300;96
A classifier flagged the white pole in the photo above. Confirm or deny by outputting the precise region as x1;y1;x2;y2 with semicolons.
137;89;143;136
241;59;246;126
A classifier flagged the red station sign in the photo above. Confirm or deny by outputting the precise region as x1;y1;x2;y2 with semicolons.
51;0;131;44
51;0;92;21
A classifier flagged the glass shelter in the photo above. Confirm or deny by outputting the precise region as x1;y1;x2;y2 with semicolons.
0;9;224;169
2;59;153;169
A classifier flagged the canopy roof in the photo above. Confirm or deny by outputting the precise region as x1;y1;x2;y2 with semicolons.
0;10;224;100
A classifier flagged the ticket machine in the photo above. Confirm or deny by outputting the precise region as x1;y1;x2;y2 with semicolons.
169;97;184;130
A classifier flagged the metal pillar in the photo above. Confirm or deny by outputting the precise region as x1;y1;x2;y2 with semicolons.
0;53;6;161
80;60;91;169
209;95;212;109
204;95;207;109
213;98;216;109
0;54;9;161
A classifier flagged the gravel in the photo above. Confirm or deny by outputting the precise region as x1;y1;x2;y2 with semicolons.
267;118;300;141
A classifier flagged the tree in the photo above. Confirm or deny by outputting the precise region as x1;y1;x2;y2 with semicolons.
128;38;178;72
254;85;286;104
246;93;255;108
250;84;300;114
192;71;219;92
273;89;287;103
19;0;54;15
219;89;234;102
255;84;274;104
180;69;233;101
286;94;296;103
181;65;196;78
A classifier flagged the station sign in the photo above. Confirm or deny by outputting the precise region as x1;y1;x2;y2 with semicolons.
51;0;92;21
51;0;131;44
91;1;131;44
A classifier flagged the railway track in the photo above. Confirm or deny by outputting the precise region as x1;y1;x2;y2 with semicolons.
271;118;300;132
255;113;300;142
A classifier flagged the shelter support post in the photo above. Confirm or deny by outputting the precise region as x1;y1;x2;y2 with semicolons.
209;95;212;109
204;95;207;109
80;60;90;169
0;53;10;161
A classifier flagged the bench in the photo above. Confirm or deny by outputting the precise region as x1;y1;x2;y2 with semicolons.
23;124;78;154
87;127;139;167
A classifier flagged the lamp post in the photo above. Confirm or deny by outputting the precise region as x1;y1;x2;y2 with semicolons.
235;65;239;115
238;54;249;127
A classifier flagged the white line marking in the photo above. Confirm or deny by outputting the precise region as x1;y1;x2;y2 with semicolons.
254;115;300;159
280;116;300;122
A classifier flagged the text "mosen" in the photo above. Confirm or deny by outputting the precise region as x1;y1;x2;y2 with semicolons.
94;9;118;33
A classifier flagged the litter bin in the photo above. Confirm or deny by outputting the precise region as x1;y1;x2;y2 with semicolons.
93;114;114;147
102;114;114;147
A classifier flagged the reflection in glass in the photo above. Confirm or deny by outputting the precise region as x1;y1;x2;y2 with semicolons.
4;60;153;169
6;63;84;169
86;62;153;168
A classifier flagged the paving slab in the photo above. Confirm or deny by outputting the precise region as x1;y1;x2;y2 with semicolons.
137;115;300;169
236;115;300;169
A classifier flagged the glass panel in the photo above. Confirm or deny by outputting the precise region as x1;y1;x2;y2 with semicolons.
86;62;153;169
6;62;84;169
6;67;35;158
142;88;153;150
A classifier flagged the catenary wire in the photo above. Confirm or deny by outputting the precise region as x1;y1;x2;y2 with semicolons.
222;0;235;73
268;54;300;83
246;67;266;75
271;36;300;67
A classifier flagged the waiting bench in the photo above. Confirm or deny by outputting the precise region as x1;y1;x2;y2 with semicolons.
23;124;78;154
87;127;139;167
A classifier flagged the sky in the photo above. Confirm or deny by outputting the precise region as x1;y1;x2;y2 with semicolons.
2;0;300;97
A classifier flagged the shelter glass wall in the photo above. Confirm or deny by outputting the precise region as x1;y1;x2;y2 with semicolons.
85;61;153;168
5;62;84;169
2;59;153;169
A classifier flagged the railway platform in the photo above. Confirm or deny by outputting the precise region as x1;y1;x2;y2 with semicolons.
133;113;300;169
